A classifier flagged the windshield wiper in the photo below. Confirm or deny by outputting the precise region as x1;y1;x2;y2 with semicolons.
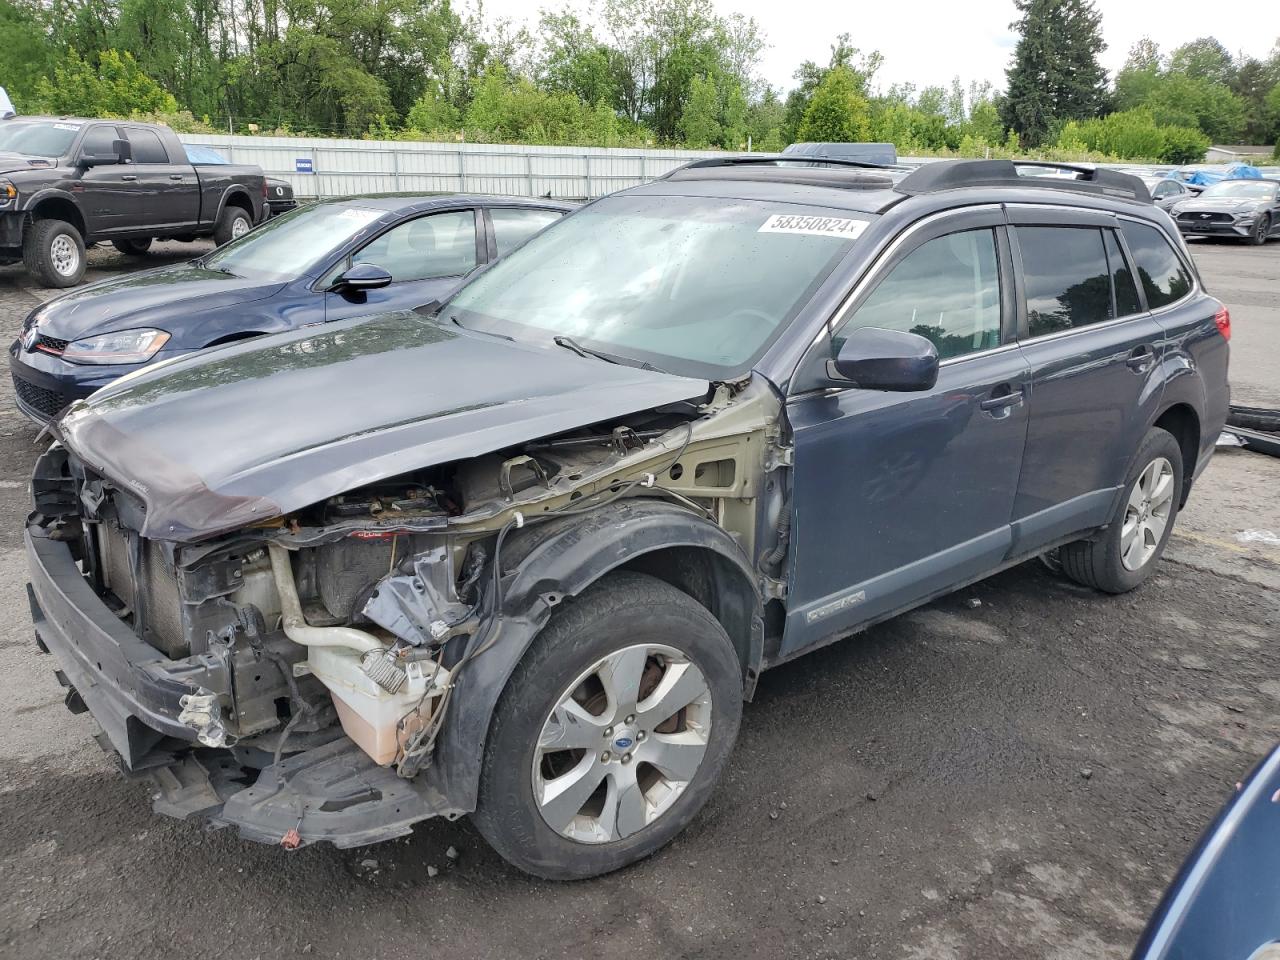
552;335;661;372
553;335;618;364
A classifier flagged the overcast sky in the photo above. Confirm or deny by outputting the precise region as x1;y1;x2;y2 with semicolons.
474;0;1279;95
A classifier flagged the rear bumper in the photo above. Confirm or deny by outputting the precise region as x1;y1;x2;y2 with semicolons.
25;524;456;847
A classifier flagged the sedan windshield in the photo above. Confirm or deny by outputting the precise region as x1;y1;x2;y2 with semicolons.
1200;180;1278;200
447;194;869;377
0;121;80;158
203;203;385;279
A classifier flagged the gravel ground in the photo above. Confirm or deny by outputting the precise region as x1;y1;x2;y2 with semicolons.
0;237;1277;960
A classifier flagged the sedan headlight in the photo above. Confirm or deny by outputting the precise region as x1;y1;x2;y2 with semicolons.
0;179;15;207
62;328;170;365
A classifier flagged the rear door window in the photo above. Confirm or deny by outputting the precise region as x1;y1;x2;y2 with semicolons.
1105;230;1141;317
834;228;1002;361
1119;221;1193;310
125;128;170;164
491;207;563;256
1017;226;1113;338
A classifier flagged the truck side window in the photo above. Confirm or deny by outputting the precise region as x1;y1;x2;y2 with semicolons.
834;228;1002;361
79;126;118;159
126;129;169;164
1017;226;1113;337
353;210;477;282
1119;221;1193;310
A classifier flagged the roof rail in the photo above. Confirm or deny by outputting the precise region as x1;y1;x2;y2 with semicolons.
669;154;895;173
894;159;1152;202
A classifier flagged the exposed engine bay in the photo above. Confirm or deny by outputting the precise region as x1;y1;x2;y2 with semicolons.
29;377;786;837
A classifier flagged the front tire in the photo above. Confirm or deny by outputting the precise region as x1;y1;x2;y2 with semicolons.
112;238;153;256
472;572;743;880
1250;215;1270;246
23;218;86;288
1059;426;1183;594
213;205;253;246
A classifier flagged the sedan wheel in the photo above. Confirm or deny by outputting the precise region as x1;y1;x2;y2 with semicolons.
1120;457;1175;571
533;643;713;844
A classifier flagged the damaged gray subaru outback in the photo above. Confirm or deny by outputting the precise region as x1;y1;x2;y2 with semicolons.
25;158;1230;879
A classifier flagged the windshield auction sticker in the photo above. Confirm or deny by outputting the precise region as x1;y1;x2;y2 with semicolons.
53;123;83;131
758;214;868;240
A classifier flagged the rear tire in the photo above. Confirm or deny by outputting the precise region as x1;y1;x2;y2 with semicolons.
472;572;743;880
23;219;86;288
112;238;153;256
1059;427;1183;594
213;205;252;246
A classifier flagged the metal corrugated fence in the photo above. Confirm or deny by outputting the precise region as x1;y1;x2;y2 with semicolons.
179;134;725;200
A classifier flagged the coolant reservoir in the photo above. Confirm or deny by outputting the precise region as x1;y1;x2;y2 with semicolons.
305;647;446;766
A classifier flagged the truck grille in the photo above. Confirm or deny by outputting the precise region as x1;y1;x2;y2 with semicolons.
97;524;187;658
12;375;67;420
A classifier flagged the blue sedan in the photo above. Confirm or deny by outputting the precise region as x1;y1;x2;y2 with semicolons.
9;193;573;422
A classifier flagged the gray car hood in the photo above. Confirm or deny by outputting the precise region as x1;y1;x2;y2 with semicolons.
1175;196;1268;213
57;311;710;541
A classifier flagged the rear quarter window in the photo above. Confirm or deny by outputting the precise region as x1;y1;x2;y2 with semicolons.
1119;221;1193;310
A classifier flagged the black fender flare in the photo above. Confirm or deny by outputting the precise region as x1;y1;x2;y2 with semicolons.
22;188;87;236
216;185;256;223
423;498;764;814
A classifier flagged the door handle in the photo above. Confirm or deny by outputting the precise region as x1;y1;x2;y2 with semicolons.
168;174;184;181
1126;345;1155;372
121;175;137;182
980;387;1025;411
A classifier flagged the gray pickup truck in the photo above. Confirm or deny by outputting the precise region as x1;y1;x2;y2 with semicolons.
0;117;266;287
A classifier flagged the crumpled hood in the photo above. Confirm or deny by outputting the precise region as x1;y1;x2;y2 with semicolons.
32;262;288;338
1174;196;1267;214
58;311;710;541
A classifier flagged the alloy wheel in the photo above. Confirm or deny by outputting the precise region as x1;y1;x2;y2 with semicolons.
50;234;79;277
533;643;713;844
1120;456;1175;571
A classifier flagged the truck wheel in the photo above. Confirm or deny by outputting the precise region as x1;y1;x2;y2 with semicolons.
472;572;743;880
1057;427;1183;594
213;205;253;246
23;219;86;288
112;238;152;256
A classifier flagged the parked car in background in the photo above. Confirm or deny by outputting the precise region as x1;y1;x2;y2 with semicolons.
1142;176;1196;211
183;144;298;218
9;193;572;421
23;157;1228;880
1132;745;1280;960
783;142;899;165
1172;178;1280;244
0;117;265;287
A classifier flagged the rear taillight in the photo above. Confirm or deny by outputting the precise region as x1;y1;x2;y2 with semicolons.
1214;306;1230;341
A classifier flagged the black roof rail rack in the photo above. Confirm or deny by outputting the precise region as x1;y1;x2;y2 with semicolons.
670;154;895;172
894;159;1152;202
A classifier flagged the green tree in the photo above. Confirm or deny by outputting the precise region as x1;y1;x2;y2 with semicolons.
406;85;461;133
0;0;57;107
1001;0;1108;145
35;49;179;116
1168;37;1235;86
679;73;721;148
783;34;881;141
796;66;871;143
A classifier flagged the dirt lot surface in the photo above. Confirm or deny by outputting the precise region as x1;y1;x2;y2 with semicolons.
1;237;1277;960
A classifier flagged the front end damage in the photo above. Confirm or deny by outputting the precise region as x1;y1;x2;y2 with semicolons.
26;379;787;848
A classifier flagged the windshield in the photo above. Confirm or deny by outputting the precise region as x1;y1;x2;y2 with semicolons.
0;120;80;158
1200;180;1277;200
447;194;869;377
203;203;385;280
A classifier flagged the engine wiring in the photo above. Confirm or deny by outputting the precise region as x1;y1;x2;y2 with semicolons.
394;420;697;777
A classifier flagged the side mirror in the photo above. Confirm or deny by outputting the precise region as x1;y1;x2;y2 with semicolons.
827;327;939;392
79;139;132;167
332;263;393;292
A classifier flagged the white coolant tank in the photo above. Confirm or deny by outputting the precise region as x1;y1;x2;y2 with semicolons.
306;647;445;766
